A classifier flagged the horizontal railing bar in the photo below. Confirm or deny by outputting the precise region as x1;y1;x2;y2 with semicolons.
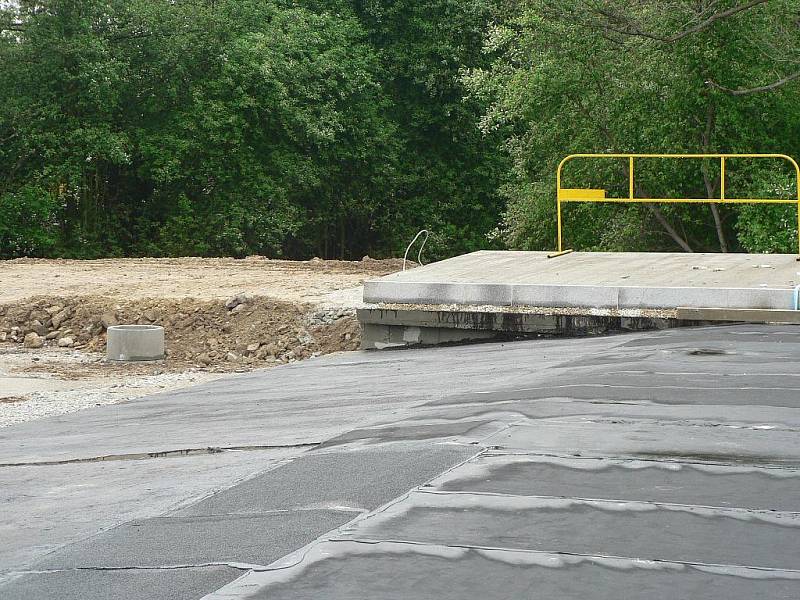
560;198;798;204
562;153;796;160
555;153;800;254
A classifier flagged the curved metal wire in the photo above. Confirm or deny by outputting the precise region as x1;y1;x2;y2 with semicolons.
403;230;429;271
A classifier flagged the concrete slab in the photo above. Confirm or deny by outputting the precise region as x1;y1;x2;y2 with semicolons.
205;323;800;600
175;444;476;517
222;540;800;600
483;420;800;465
430;454;800;511
340;490;800;570
4;323;800;599
1;565;242;600
364;250;800;310
0;334;624;465
0;449;297;572
36;510;355;570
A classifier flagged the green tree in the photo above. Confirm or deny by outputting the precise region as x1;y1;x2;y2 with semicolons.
0;1;402;258
466;0;800;253
352;0;508;258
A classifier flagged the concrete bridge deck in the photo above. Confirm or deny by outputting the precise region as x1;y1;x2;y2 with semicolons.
360;251;800;348
365;251;800;309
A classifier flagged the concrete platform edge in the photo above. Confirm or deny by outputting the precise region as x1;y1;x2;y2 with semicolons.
357;307;708;350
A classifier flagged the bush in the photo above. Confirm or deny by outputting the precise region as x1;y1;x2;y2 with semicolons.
0;186;59;258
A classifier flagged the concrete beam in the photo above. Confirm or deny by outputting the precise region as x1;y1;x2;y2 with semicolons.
358;307;706;350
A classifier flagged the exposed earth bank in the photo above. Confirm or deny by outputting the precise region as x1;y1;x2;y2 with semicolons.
0;256;405;426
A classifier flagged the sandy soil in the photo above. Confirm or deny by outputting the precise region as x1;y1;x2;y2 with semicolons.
0;256;404;304
0;256;403;426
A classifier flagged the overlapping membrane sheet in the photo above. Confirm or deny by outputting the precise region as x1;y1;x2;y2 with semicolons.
2;325;799;599
203;325;800;600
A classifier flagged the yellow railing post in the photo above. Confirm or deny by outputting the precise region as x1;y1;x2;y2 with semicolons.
555;153;800;255
794;156;800;255
629;157;634;201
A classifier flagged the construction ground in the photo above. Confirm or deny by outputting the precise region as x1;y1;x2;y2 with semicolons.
0;256;404;426
1;252;799;599
2;323;799;599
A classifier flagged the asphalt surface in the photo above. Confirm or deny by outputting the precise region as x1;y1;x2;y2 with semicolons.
2;324;800;599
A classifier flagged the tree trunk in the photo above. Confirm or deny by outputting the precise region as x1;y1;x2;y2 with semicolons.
645;203;694;252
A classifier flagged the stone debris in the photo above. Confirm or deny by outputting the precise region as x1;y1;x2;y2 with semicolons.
225;292;251;310
23;332;44;349
100;312;118;330
52;309;70;329
0;295;361;370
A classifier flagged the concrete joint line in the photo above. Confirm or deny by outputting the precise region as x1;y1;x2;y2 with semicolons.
559;416;799;433
7;562;267;576
323;537;800;579
0;442;321;468
480;450;800;472
504;449;800;470
413;489;800;521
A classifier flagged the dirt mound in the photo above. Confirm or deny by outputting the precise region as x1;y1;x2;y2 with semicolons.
0;295;361;371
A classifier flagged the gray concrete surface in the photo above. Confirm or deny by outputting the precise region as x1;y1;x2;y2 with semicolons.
0;449;298;571
37;509;357;569
227;542;800;600
358;306;702;349
0;336;614;464
107;325;166;362
2;323;799;599
364;250;800;309
174;445;475;518
5;567;242;600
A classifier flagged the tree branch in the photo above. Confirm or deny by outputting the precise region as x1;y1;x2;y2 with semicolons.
707;69;800;95
699;101;728;252
578;0;769;44
646;203;694;252
661;0;769;43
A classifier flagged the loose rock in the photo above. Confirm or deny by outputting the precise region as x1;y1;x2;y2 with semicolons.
225;293;250;310
30;320;48;337
51;309;70;329
100;312;118;329
23;332;44;349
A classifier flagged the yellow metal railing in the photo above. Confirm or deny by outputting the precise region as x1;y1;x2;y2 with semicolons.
556;153;800;253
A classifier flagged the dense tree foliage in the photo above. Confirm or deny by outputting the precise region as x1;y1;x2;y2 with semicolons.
467;0;800;253
0;0;504;258
1;1;799;259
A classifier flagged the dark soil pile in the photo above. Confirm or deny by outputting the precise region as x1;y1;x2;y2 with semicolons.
0;295;361;371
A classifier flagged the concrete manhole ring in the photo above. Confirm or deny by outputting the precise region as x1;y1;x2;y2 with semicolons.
107;325;165;362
